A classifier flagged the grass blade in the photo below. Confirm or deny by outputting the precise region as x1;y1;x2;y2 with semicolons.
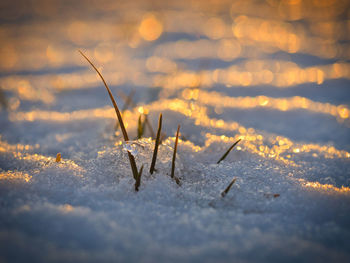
120;90;136;112
149;113;162;174
221;177;237;197
135;164;144;191
79;50;139;181
137;114;147;139
144;114;155;139
171;125;181;185
115;90;135;131
217;139;241;164
137;114;143;139
79;50;129;140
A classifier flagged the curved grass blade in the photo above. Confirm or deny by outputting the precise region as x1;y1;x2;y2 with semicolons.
79;50;139;181
217;139;241;164
150;113;162;174
115;90;135;131
221;177;237;197
171;125;181;185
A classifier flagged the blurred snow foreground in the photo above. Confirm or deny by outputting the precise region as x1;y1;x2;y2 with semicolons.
1;0;350;262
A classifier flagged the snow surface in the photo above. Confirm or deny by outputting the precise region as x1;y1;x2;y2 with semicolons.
1;1;350;262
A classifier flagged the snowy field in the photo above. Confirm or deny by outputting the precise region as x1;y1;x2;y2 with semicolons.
1;0;350;262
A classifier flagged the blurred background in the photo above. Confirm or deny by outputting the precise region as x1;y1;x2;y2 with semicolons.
0;0;349;149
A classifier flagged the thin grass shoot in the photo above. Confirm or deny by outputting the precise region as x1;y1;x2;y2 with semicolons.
79;50;139;182
135;164;144;191
221;177;237;197
217;139;241;164
150;113;162;174
171;125;181;185
137;114;144;139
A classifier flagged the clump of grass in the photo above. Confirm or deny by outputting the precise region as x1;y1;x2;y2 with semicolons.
221;177;237;197
117;89;154;139
137;113;155;139
79;50;140;188
171;125;181;185
149;113;162;174
56;153;61;163
217;139;241;164
137;113;154;139
116;90;155;139
137;114;146;139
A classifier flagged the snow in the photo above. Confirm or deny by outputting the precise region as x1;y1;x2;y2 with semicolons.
1;0;350;262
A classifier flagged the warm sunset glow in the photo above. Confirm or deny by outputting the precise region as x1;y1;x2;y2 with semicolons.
138;106;149;115
1;0;349;261
217;39;241;61
11;96;345;167
94;43;114;63
146;56;177;73
299;179;350;195
0;44;18;70
139;14;163;41
0;171;32;182
153;60;350;90
46;45;64;66
67;21;90;45
189;90;350;121
59;204;74;213
204;17;227;39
